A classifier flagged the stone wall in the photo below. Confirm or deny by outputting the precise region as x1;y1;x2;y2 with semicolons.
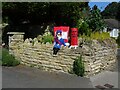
8;32;117;77
7;32;25;54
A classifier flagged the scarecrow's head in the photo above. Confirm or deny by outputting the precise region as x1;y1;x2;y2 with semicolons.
56;30;62;38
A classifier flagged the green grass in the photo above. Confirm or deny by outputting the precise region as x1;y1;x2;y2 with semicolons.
90;32;110;40
80;32;110;40
2;48;20;66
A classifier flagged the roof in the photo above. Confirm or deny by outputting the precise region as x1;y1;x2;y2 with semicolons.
104;19;120;29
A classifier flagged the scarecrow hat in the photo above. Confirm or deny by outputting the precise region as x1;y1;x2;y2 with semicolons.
56;30;62;35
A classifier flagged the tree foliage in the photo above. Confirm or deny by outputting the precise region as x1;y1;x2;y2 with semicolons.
2;2;89;26
116;2;120;21
76;7;91;36
77;5;105;35
2;2;90;43
2;2;51;24
2;2;107;42
87;5;105;32
101;2;119;20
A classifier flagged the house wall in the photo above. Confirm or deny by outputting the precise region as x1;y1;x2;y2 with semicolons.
110;29;119;38
103;27;119;39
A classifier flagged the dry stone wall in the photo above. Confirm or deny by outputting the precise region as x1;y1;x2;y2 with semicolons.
8;32;117;77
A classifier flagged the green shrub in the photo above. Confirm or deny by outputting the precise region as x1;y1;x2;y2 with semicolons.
0;48;2;66
42;34;54;44
80;32;110;40
73;55;85;77
100;32;110;40
91;32;110;40
0;60;2;66
37;35;43;43
90;32;100;40
116;32;120;47
2;48;20;66
82;32;110;40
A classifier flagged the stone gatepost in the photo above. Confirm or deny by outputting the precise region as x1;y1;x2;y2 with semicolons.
7;32;25;54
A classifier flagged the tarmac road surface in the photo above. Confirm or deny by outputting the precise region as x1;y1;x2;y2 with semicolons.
2;65;93;88
2;49;120;88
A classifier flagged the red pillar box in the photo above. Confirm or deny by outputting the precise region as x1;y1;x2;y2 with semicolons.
54;26;69;43
70;28;78;49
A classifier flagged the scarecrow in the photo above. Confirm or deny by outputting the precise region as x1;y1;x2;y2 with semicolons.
53;30;66;55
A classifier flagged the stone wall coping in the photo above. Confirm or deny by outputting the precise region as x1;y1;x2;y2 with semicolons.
7;32;25;35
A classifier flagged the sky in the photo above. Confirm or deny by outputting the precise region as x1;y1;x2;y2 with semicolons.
88;0;120;12
88;2;110;12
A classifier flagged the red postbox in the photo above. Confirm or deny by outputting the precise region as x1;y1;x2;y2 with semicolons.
54;26;69;43
70;28;78;47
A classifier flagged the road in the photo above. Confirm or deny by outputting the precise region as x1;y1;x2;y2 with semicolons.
90;49;120;89
2;65;93;88
117;49;120;72
2;49;120;88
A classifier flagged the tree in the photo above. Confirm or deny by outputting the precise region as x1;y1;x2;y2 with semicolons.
2;2;89;26
101;2;119;19
116;2;120;21
2;2;89;43
87;5;105;32
2;2;50;25
48;2;89;26
77;18;90;36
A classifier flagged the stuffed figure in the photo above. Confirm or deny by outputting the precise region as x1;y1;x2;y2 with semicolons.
53;30;66;55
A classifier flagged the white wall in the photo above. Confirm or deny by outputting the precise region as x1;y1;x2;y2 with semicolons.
110;29;119;38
